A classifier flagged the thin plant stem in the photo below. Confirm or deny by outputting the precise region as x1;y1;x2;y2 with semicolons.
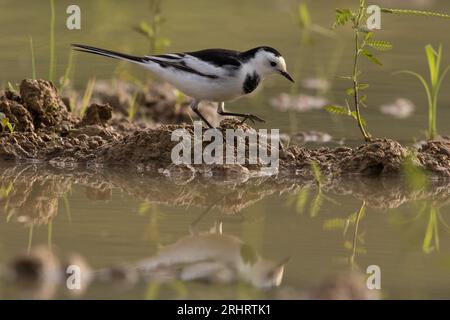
60;50;75;92
352;0;372;141
48;220;53;251
350;201;365;270
63;194;72;224
27;224;34;254
49;0;56;82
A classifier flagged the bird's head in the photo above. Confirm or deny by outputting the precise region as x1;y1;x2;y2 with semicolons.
240;257;289;289
243;46;294;83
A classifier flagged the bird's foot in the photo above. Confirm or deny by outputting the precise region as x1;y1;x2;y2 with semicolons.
239;114;266;125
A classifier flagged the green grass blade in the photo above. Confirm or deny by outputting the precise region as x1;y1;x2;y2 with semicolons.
48;0;56;82
60;50;75;92
128;90;140;120
395;70;433;110
79;77;96;117
425;45;437;86
436;45;443;85
435;65;450;103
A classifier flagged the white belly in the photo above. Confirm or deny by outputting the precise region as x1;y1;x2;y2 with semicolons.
144;64;244;102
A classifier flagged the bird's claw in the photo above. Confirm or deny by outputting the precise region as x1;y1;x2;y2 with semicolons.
239;114;266;125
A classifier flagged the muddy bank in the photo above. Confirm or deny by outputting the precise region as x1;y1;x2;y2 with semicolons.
1;79;450;178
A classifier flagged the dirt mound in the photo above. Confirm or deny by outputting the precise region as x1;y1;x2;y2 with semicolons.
339;139;407;176
0;95;35;132
2;79;450;179
418;139;450;176
19;79;77;132
78;103;112;127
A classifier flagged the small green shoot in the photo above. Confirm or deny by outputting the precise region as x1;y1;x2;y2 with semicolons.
59;50;75;92
7;82;17;93
133;0;171;54
396;45;450;140
79;77;96;117
128;90;140;121
48;0;56;82
0;113;15;134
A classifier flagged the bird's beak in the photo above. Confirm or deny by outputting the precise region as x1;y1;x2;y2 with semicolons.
275;256;291;269
280;70;295;83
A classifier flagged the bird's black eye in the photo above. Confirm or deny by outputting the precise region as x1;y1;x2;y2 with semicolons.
270;61;277;67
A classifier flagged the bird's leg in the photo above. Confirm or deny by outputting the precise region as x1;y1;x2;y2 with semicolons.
191;99;213;128
217;102;265;124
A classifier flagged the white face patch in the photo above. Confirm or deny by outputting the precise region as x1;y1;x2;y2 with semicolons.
278;56;287;72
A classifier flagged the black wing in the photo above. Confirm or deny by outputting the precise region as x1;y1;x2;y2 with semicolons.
185;49;243;68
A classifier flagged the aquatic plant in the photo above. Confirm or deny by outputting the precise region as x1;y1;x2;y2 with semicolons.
327;1;450;142
323;201;367;269
396;45;450;140
0;112;15;134
133;0;171;54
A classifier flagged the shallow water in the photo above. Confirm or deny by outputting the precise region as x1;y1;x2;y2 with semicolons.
2;0;450;299
1;163;450;299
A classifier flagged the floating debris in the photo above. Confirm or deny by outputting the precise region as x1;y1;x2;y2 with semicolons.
289;131;333;145
270;93;328;112
380;98;415;119
301;78;330;91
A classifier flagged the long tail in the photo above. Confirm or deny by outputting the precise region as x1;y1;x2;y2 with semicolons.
71;44;147;64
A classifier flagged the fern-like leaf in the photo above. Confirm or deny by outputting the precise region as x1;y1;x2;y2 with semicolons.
360;49;382;66
324;105;349;116
366;40;393;51
382;8;450;19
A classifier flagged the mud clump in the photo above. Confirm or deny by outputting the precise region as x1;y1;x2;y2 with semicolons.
20;79;76;132
339;139;407;176
0;95;35;131
418;139;450;176
78;103;112;127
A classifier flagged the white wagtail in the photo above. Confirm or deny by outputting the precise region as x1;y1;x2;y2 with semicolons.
72;44;294;128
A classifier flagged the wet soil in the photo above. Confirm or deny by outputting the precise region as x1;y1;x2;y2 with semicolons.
1;79;450;178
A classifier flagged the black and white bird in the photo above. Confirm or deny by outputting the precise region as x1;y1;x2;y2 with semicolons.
72;44;294;128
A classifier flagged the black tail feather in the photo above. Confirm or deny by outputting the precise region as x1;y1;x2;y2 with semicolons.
71;44;146;63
